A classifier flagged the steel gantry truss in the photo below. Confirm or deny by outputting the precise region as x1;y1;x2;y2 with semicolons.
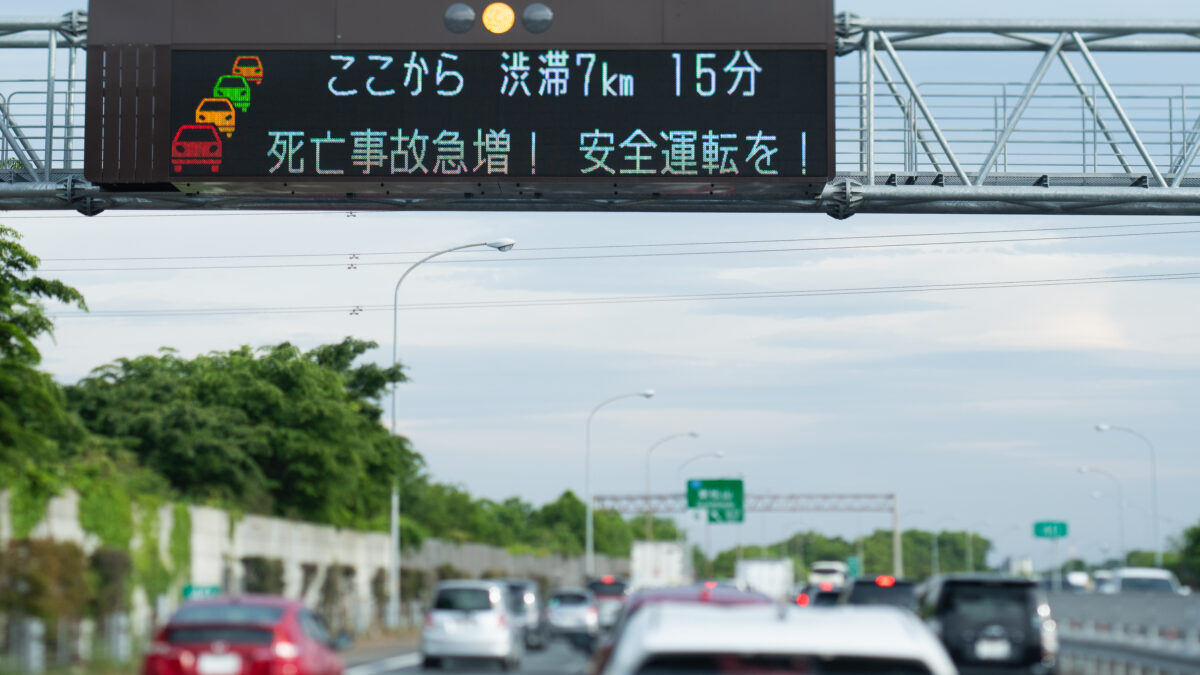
595;492;902;576
7;12;1200;217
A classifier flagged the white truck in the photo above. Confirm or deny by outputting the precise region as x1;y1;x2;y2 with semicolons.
630;541;693;591
735;558;795;601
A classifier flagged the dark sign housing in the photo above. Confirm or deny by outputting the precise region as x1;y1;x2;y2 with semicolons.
86;0;834;201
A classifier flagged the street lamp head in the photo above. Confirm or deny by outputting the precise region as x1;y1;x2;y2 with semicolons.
1095;423;1112;432
486;238;517;252
641;389;656;399
687;431;700;438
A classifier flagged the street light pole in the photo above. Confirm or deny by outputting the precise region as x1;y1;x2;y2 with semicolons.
1095;424;1161;567
586;390;655;577
386;238;515;629
1079;465;1127;564
644;432;699;541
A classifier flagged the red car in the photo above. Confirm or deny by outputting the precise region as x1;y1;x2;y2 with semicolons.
143;596;348;675
172;124;223;173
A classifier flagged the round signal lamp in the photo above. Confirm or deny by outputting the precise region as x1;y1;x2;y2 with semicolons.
482;2;516;33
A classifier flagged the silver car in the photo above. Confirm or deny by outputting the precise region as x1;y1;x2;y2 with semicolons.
545;588;599;650
503;579;547;649
420;580;524;670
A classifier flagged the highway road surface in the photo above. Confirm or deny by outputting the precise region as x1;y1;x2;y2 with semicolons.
346;640;591;675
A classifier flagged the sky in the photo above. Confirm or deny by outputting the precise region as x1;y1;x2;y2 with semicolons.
5;0;1200;571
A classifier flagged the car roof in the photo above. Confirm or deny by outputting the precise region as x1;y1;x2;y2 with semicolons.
435;579;506;591
1114;567;1178;579
625;584;774;613
939;573;1035;586
178;594;298;608
605;604;955;675
551;587;593;596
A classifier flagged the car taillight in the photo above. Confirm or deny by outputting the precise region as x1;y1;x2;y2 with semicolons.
225;115;232;120
176;145;185;153
497;614;507;628
273;641;299;659
795;593;810;607
876;576;896;588
424;612;434;627
209;145;219;153
819;582;834;592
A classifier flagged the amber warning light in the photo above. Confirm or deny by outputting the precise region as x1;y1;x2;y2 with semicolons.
482;2;515;33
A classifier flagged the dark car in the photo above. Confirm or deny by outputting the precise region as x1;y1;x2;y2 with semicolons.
143;596;349;675
919;575;1058;675
840;575;918;611
794;581;841;607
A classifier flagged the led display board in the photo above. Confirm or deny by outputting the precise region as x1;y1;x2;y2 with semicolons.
168;49;827;181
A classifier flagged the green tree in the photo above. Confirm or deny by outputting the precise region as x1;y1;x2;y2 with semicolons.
1176;522;1200;586
0;226;87;471
66;338;417;528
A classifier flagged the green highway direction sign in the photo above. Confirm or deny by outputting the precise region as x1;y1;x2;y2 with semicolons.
687;478;744;524
182;584;221;600
1033;521;1069;539
846;555;862;578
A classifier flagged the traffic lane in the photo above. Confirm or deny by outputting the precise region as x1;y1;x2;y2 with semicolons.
409;639;591;673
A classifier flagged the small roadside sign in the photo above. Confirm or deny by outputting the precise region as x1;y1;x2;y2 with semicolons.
1033;521;1068;539
182;584;221;600
846;555;862;578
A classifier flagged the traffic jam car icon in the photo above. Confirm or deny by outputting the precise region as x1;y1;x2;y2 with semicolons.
171;124;223;173
232;55;263;85
212;74;251;111
194;98;236;137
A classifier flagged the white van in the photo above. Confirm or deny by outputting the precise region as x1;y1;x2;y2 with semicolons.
1096;567;1182;594
808;560;849;588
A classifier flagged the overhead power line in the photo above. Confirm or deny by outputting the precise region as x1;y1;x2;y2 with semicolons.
35;227;1200;273
49;270;1200;319
34;219;1200;263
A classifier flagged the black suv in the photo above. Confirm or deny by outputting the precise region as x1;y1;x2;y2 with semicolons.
839;575;918;611
918;575;1058;674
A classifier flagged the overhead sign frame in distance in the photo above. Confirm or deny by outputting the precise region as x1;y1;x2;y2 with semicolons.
85;0;835;205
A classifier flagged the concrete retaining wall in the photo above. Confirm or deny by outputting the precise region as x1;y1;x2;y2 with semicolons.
0;490;630;636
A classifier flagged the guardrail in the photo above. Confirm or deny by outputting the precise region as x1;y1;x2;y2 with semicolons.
1050;592;1200;674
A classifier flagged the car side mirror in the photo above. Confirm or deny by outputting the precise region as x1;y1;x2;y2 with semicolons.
333;633;354;651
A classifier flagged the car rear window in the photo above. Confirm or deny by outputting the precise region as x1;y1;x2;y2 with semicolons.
235;58;258;67
434;588;494;611
199;100;231;111
1121;577;1175;592
550;593;589;606
171;604;284;625
637;654;932;674
167;627;273;645
940;584;1031;626
847;583;916;608
588;580;628;596
176;128;218;143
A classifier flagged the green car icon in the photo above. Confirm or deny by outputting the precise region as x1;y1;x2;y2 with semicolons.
212;74;251;112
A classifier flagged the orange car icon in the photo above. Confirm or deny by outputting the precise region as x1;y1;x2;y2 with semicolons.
171;124;222;173
232;55;264;85
194;98;236;137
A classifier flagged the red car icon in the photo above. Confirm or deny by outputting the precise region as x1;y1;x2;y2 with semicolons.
172;124;222;173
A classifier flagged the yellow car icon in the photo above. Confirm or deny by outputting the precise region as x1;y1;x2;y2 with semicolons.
195;97;236;137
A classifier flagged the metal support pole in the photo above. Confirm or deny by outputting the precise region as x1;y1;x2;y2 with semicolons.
878;32;973;185
977;33;1068;183
43;29;55;181
1072;32;1167;187
387;481;400;628
586;391;653;576
865;30;876;185
1171;117;1200;187
891;495;903;578
65;45;76;168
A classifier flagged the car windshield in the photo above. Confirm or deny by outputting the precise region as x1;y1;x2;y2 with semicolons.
588;580;628;596
434;588;494;611
199;100;231;111
171;604;283;625
175;127;217;143
216;77;243;88
235;58;258;68
636;655;932;674
550;593;589;606
1121;577;1176;592
940;584;1030;626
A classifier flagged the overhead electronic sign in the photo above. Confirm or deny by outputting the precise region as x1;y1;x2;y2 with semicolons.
168;49;827;181
86;0;835;202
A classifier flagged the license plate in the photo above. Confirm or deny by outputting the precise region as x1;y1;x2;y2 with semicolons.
974;638;1013;660
197;653;242;675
